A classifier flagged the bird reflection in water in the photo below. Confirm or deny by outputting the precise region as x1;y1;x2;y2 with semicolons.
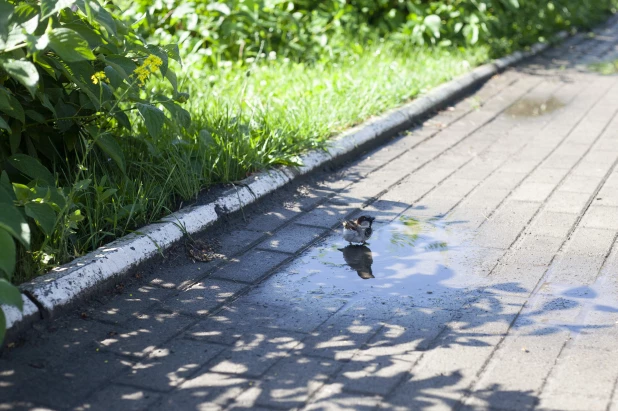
338;245;374;279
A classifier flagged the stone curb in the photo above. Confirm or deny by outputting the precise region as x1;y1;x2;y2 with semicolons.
3;31;570;339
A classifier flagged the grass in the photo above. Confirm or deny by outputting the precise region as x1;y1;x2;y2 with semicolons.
16;42;490;282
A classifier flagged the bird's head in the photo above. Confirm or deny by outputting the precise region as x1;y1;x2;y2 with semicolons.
356;215;375;227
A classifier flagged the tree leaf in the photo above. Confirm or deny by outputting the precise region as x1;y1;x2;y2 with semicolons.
8;154;55;186
25;202;56;236
0;230;16;278
0;0;14;40
48;28;95;62
94;133;125;173
0;58;39;98
0;279;23;310
0;203;30;247
137;103;166;139
41;0;76;19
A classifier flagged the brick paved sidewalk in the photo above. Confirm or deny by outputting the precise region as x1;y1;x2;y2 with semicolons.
3;21;618;411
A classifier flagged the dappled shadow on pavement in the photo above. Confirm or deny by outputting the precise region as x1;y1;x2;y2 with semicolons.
2;206;615;411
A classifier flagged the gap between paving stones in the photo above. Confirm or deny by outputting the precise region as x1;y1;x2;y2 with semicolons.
3;29;581;343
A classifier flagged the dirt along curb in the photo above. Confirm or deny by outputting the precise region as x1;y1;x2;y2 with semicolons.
2;30;574;342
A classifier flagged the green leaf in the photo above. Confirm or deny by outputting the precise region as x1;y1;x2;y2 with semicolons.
103;55;136;79
424;15;441;38
0;1;14;40
0;203;30;247
0;117;9;133
0;58;39;98
94;133;125;173
165;69;178;94
0;279;23;310
163;44;181;63
161;101;191;129
48;28;95;62
25;202;56;236
73;179;91;191
137;103;166;139
99;188;116;201
0;230;16;277
146;45;168;76
41;0;76;19
8;154;55;186
0;309;5;345
0;89;24;123
80;0;117;38
113;111;131;129
13;183;34;202
63;22;103;48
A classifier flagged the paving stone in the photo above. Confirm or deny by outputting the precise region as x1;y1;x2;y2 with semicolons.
151;372;251;411
6;351;133;410
511;182;557;203
334;354;415;396
559;174;600;194
256;224;326;253
544;190;591;214
149;260;222;289
115;339;226;391
295;202;356;228
525;211;578;238
563;226;617;256
210;249;290;283
75;384;161;411
161;279;247;317
379;182;435;205
580;205;618;230
540;348;618;410
300;314;383;361
359;308;456;362
474;200;540;248
218;230;267;257
245;205;302;232
207;328;306;377
86;286;176;325
244;355;342;409
302;383;384;411
97;312;196;358
185;297;343;340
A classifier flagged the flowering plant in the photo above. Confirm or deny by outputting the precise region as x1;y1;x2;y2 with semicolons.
0;0;187;343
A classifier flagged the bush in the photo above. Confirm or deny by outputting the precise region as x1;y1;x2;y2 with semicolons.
124;0;618;66
0;0;185;342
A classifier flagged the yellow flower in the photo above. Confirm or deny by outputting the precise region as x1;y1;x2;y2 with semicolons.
91;71;108;85
144;55;163;72
133;54;163;86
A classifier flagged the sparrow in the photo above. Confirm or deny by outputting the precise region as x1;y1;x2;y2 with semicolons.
339;245;374;279
342;215;375;244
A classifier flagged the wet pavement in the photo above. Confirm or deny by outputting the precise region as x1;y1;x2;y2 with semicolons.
4;17;618;411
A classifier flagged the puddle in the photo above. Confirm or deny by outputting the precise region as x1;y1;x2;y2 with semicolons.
249;216;497;312
505;96;565;117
